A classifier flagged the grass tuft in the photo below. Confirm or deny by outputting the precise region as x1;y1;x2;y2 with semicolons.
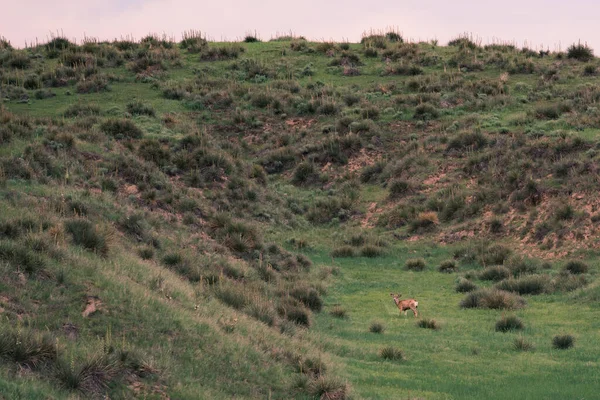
379;346;405;361
495;315;524;332
552;334;575;349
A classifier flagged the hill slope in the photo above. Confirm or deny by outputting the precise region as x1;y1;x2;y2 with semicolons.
1;32;599;398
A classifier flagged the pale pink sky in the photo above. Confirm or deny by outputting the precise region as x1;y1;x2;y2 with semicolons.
2;0;599;51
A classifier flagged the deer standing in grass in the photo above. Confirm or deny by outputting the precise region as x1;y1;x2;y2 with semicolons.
390;293;418;317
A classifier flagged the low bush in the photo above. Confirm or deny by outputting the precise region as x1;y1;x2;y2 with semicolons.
460;288;526;310
331;246;355;258
369;321;385;333
455;278;477;293
416;318;440;330
479;265;511;282
100;119;143;139
126;101;156;116
290;286;323;312
64;219;108;256
360;245;383;258
438;260;458;273
495;315;524;332
405;258;426;271
330;306;347;318
379;346;404;361
552;334;575;349
0;329;56;369
495;275;550;295
562;260;589;275
567;43;594;61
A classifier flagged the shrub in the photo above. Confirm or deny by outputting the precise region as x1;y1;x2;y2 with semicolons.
416;318;440;330
460;288;526;310
413;103;440;120
330;306;347;318
369;321;385;333
0;240;46;275
405;258;426;271
379;346;404;361
244;35;260;43
279;302;310;326
307;376;348;400
64;219;108;256
495;315;524;332
0;329;56;369
552;334;575;349
455;278;477;293
495;275;550;295
562;260;589;274
479;265;511;282
438;260;458;273
505;256;540;277
119;213;149;242
244;302;276;326
100;119;143;139
292;162;319;186
290;286;323;312
360;245;383;258
567;43;594;61
126;101;156;117
480;244;512;265
64;103;100;118
55;354;119;394
446;131;488;152
331;246;355;258
76;76;110;94
514;336;535;352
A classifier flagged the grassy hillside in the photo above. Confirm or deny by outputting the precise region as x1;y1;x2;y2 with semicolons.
0;31;599;399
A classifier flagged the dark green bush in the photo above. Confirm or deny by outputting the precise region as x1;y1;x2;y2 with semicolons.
0;240;45;275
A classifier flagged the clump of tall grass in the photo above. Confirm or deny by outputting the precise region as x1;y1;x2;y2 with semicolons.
562;260;589;275
416;318;440;330
438;260;458;273
460;288;526;310
64;219;109;256
513;336;535;352
552;334;575;349
405;258;426;271
495;315;524;332
369;321;385;333
379;346;405;361
455;278;477;293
